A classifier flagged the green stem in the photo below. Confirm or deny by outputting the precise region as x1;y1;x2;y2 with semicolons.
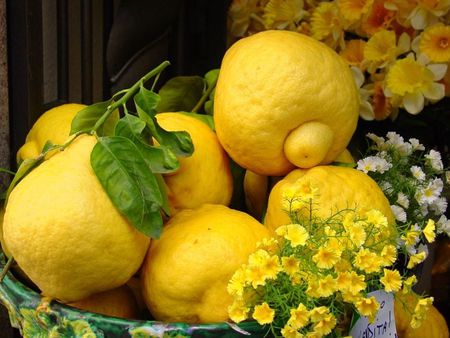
191;76;218;113
92;60;171;133
0;168;15;175
0;256;14;283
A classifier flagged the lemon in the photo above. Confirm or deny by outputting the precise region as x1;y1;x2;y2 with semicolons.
17;104;87;162
334;149;355;164
243;170;269;220
214;30;359;176
68;285;139;319
265;166;395;235
141;204;270;323
3;135;150;302
156;113;233;212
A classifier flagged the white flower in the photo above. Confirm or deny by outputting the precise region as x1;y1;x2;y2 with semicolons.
366;133;386;149
417;243;429;258
406;244;417;255
397;192;410;209
416;178;444;205
409;138;425;151
429;197;448;215
410;166;426;181
425;150;444;172
391;205;407;222
437;215;450;236
385;132;413;155
380;181;394;195
357;156;392;174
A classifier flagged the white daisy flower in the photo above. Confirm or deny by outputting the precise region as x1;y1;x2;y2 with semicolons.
409;138;425;151
380;181;394;195
391;205;407;222
397;192;410;209
425;150;444;172
410;166;426;181
366;133;386;149
437;215;450;236
416;178;444;205
429;197;448;215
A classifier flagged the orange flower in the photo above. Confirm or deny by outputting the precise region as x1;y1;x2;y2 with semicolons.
340;39;367;69
372;80;396;120
360;0;396;36
338;0;374;22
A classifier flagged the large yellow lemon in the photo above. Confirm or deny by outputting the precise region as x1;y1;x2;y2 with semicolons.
141;204;270;323
17;103;86;162
265;166;395;235
156;113;233;213
3;136;150;302
214;30;359;176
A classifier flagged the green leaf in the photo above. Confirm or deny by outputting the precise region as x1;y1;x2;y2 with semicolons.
91;136;164;238
41;140;55;153
180;112;215;130
114;113;180;173
156;76;205;113
155;174;170;216
70;100;118;136
204;69;220;88
135;88;194;157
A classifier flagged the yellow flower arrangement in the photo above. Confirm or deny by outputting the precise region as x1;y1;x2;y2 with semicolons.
227;0;450;118
227;186;437;337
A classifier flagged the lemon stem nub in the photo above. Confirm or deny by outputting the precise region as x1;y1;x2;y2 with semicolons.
284;121;334;168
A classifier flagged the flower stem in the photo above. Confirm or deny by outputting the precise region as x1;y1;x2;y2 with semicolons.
0;256;14;283
191;76;218;113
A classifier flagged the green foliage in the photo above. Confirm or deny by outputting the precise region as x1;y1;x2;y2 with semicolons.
156;76;205;113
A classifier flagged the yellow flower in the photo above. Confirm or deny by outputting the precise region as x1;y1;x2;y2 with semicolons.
257;237;280;255
338;0;374;22
381;244;397;266
342;290;363;303
365;209;389;228
284;224;310;247
312;246;340;269
261;254;282;279
385;56;446;115
246;265;267;288
281;324;303;338
409;0;450;30
423;219;436;243
355;296;380;323
354;248;384;273
340;39;367;69
282;255;300;276
288;303;310;329
401;227;420;247
334;258;352;272
420;24;450;62
228;0;263;37
252;302;275;325
228;267;247;297
346;222;367;248
263;0;306;30
306;279;321;298
309;306;330;322
402;275;417;294
412;296;434;327
337;271;366;294
380;269;402;292
407;251;427;269
317;275;337;297
228;299;250;323
313;314;337;336
311;2;346;49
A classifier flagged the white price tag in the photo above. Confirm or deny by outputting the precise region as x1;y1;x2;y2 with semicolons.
349;290;398;338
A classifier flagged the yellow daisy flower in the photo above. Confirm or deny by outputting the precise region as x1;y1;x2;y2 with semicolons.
246;265;267;288
263;0;306;30
414;296;434;319
260;254;282;279
407;251;427;269
380;269;402;292
337;271;366;294
282;255;301;276
401;227;421;247
309;306;330;322
228;299;250;323
317;275;337;297
381;244;397;266
257;237;279;255
355;296;380;323
402;275;418;294
423;219;436;243
346;222;367;248
313;314;337;336
311;2;346;49
354;248;384;273
338;0;374;22
252;302;275;325
385;56;447;115
365;209;389;228
228;267;247;297
420;24;450;62
248;249;270;267
288;303;310;329
284;224;310;247
313;246;341;269
281;324;303;338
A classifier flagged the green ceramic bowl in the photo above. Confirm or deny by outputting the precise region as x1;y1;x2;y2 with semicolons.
0;256;265;338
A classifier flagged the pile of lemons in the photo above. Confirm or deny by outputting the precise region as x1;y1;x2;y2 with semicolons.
3;31;399;324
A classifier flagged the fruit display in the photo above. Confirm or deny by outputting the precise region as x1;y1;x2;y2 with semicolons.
0;27;449;338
